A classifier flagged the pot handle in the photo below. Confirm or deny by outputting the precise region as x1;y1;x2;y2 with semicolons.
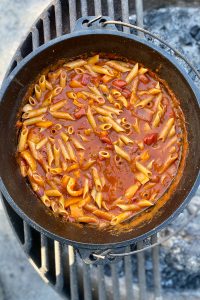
77;204;200;264
73;15;117;32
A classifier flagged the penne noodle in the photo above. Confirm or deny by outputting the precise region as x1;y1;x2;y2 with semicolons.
65;197;82;208
64;59;87;69
125;182;141;199
83;178;89;199
168;125;176;138
117;204;139;211
42;95;52;107
22;104;33;112
102;116;125;133
95;191;102;208
49;167;63;175
135;161;152;177
135;95;154;108
21;150;36;171
35;84;42;100
22;107;47;119
92;167;102;192
32;173;45;186
18;127;29;152
70;136;85;150
87;54;99;64
65;141;77;162
135;172;149;185
93;209;113;221
51;87;62;98
46;142;54;166
36;121;53;128
138;88;161;96
61;132;69;143
106;60;130;72
125;63;139;84
99;123;112;131
138;67;148;75
39;75;46;92
91;65;114;76
28;140;40;160
99;150;110;159
159;118;174;141
29;96;37;106
86;106;97;130
60;71;67;88
102;105;122;115
114;145;130;162
41;194;51;207
53;144;60;167
58;139;70;160
82;159;96;170
50;111;75;120
99;84;110;95
50;99;67;112
45;189;62;197
159;153;178;174
84;64;97;76
138;199;153;208
35;137;48;150
92;106;113;117
23;115;45;126
45;79;53;90
111;211;132;225
77;216;98;224
19;159;28;177
119;135;134;145
132;118;140;133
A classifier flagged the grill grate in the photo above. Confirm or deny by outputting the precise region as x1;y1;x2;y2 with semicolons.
1;0;199;299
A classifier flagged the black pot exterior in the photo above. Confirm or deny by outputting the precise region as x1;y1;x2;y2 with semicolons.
0;29;200;251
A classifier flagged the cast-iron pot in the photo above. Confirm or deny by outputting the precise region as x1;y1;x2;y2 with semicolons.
0;17;200;259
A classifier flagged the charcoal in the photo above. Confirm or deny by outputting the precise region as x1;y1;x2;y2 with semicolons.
190;25;200;38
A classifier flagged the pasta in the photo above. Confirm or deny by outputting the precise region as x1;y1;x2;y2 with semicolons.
17;54;186;229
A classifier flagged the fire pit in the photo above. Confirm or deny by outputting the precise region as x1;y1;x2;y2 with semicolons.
0;0;200;299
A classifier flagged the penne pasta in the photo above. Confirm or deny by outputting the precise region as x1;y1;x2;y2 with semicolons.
49;99;67;112
64;59;87;69
18;127;29;152
125;182;141;199
92;167;102;192
125;63;138;84
114;145;130;162
135;161;152;177
86;106;97;130
50;111;75;120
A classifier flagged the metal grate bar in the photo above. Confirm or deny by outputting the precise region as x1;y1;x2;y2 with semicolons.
43;13;51;42
68;245;79;300
81;0;88;16
68;0;77;31
124;246;134;299
97;265;106;300
121;0;130;33
135;0;144;36
137;241;147;300
82;263;92;300
23;222;32;253
40;234;49;274
94;0;102;15
107;0;114;19
31;26;39;50
151;234;162;300
55;0;63;36
111;262;120;300
54;241;64;290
